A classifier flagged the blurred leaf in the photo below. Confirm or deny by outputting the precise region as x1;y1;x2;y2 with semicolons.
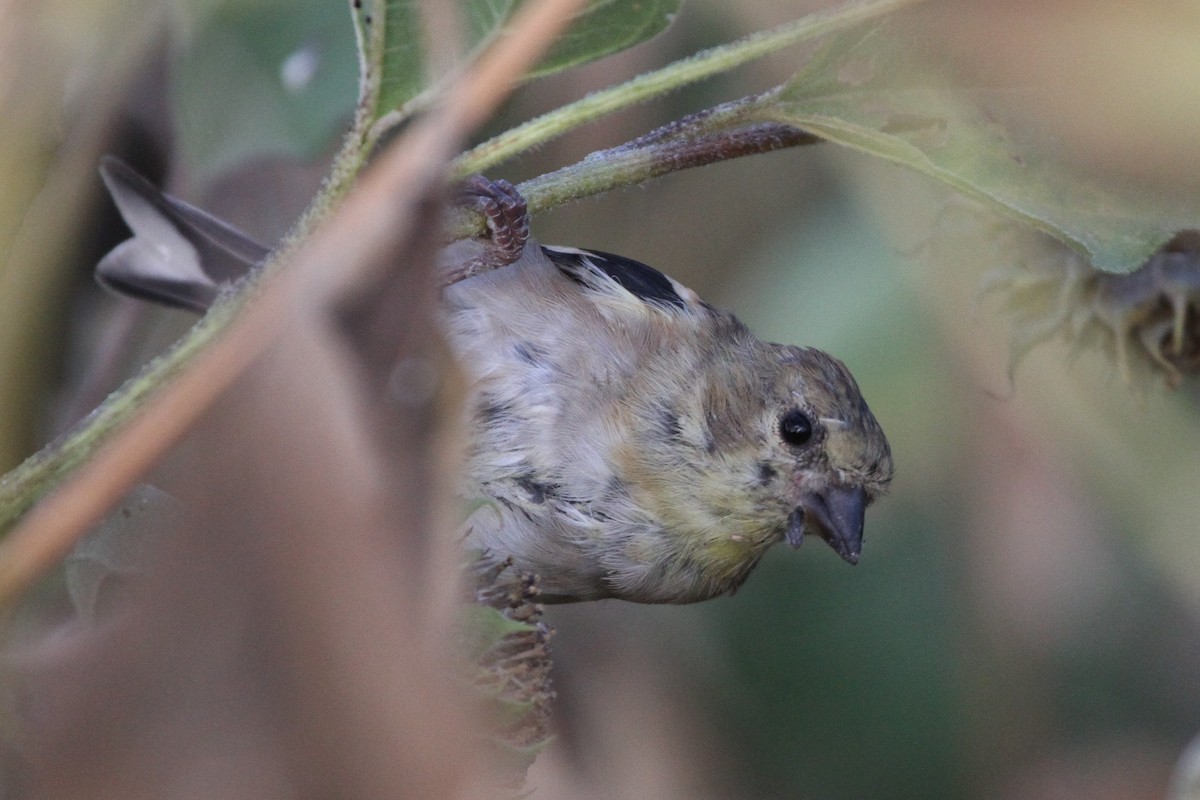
172;0;358;187
65;484;181;622
461;603;538;661
527;0;680;79
766;21;1200;272
355;0;680;122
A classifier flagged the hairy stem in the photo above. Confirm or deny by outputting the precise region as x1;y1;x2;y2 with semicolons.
446;92;821;241
452;0;922;177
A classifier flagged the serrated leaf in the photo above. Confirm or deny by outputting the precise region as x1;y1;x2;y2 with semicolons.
767;21;1200;272
172;0;358;188
355;0;679;123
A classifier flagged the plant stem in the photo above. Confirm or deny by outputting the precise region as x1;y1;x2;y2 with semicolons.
452;0;923;178
0;291;245;533
446;92;821;241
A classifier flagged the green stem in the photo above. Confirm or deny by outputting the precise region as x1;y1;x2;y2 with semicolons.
0;288;246;533
452;0;923;178
445;92;820;241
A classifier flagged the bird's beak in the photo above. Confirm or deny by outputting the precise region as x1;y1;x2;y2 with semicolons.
785;485;867;565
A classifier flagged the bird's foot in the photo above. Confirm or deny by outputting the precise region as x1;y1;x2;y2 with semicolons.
442;176;530;286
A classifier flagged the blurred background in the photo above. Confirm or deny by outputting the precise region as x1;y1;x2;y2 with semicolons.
2;1;1200;798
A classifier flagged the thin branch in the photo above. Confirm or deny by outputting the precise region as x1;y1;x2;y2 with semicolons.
446;95;823;242
452;0;925;177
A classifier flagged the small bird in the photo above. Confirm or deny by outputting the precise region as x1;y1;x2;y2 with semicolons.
96;159;894;604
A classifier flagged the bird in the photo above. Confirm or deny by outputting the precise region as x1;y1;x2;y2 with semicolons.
95;158;894;604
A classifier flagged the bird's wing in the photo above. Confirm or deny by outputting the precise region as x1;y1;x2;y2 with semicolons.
96;157;269;312
539;245;704;313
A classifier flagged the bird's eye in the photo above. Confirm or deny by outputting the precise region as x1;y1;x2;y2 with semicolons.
779;409;813;446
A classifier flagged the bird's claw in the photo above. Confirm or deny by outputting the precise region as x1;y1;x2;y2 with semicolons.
459;175;529;268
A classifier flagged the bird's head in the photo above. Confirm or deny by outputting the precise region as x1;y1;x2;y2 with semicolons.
761;344;893;564
663;339;893;569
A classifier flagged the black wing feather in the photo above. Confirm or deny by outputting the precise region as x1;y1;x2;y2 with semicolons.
542;246;687;310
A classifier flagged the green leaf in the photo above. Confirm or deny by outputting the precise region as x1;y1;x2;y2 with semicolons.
352;0;423;123
527;0;680;79
355;0;680;125
767;21;1200;272
455;0;926;176
172;0;359;188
